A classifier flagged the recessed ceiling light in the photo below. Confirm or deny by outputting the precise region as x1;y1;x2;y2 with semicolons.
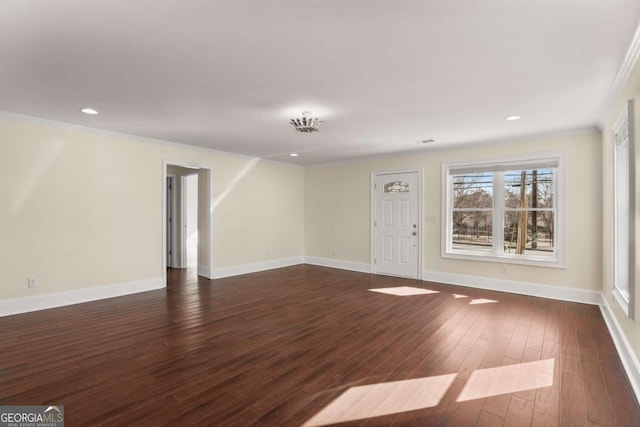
290;153;299;157
506;115;521;121
80;108;98;115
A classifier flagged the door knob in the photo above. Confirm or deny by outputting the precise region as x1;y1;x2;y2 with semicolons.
412;231;417;236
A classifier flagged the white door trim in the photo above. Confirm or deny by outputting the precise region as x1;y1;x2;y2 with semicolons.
371;168;423;279
180;172;199;269
179;174;187;269
163;161;214;284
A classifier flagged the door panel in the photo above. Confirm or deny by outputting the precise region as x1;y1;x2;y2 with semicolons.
383;200;393;226
383;236;393;262
400;200;410;227
374;171;420;278
399;236;410;264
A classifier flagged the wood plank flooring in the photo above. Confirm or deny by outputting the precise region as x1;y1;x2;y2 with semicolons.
1;265;638;426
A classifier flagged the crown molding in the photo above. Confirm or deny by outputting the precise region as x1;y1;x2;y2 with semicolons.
0;110;303;169
599;21;640;128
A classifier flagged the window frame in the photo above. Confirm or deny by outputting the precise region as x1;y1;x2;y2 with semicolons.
612;100;636;318
442;153;565;268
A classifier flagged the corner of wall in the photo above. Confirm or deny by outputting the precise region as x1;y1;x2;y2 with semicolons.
599;296;640;404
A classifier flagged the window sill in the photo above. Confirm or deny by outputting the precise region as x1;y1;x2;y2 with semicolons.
442;251;565;269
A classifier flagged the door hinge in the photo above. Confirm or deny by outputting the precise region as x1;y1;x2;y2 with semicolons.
374;258;377;264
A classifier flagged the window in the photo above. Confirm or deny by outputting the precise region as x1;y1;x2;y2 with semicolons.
443;155;563;267
612;101;635;317
384;181;409;193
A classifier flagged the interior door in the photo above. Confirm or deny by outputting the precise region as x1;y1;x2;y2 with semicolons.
374;171;420;278
166;175;175;268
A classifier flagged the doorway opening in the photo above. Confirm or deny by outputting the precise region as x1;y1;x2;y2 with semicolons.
163;162;213;285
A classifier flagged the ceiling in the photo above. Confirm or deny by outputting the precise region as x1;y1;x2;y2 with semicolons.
1;1;640;165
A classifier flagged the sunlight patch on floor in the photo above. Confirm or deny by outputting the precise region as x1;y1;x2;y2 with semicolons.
368;287;440;296
468;298;498;305
452;294;468;298
303;374;457;426
456;358;554;402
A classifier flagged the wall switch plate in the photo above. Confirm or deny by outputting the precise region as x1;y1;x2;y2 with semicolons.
27;277;38;288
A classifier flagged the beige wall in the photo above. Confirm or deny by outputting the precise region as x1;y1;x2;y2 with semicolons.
306;131;602;291
212;157;305;267
602;58;640;363
0;116;304;299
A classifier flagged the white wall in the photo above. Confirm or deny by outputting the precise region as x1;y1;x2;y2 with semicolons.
0;115;304;300
306;131;602;291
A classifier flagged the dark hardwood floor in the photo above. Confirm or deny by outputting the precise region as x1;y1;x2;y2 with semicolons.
1;265;638;426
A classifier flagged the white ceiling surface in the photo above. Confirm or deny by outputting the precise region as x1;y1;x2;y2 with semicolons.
1;1;640;165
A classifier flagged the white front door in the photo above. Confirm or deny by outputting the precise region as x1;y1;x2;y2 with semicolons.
374;171;420;278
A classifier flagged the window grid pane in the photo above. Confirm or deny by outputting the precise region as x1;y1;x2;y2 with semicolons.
452;211;493;253
503;211;555;257
453;173;493;209
501;168;555;258
504;169;554;209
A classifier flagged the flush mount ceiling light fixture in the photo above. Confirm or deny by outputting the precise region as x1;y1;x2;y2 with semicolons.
506;115;522;121
80;107;98;115
290;111;321;133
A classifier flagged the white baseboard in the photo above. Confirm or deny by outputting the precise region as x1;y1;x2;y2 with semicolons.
304;256;371;273
599;297;640;404
212;256;304;279
197;264;212;279
0;277;164;317
422;270;603;305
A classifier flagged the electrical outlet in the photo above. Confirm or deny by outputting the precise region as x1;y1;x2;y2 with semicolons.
331;249;337;257
27;277;38;288
501;265;507;275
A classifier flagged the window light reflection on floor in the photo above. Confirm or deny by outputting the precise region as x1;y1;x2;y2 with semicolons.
367;287;440;296
303;374;457;427
468;298;499;305
457;358;555;402
452;294;468;298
